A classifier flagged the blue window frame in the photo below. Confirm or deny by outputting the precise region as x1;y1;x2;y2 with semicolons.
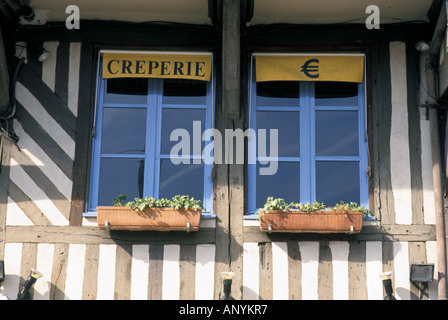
87;56;214;216
247;55;369;215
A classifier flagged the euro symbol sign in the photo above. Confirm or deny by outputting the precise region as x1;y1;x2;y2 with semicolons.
300;59;319;79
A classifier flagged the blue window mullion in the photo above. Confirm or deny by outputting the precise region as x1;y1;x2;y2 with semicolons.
358;82;369;208
314;106;359;111
247;56;257;213
161;104;208;109
88;68;106;212
99;154;147;159
144;79;158;198
314;156;361;162
303;81;315;203
257;106;300;112
202;75;214;213
152;79;164;199
101;103;148;108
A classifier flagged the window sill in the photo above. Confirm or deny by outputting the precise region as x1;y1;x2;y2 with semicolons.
243;213;379;227
83;211;216;229
82;211;216;229
83;211;215;218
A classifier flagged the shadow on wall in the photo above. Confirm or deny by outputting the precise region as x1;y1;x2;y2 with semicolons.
1;272;64;300
241;238;436;300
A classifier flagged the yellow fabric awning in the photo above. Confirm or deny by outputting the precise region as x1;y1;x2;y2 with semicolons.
255;54;364;83
102;52;212;81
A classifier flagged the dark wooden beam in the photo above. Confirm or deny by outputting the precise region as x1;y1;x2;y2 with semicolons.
243;224;437;243
5;225;216;245
0;138;13;260
0;0;20;59
427;0;447;68
16;20;220;48
428;0;444;32
0;0;20;26
221;0;240;119
208;0;222;27
241;0;254;25
243;23;429;48
214;0;244;300
69;42;95;226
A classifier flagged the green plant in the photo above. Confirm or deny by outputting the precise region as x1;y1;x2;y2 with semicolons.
112;194;128;207
257;197;375;219
332;201;374;218
170;195;203;210
263;197;290;210
257;197;290;217
112;194;203;212
257;197;290;218
290;201;326;212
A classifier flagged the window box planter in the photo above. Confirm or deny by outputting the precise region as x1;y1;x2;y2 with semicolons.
259;210;363;234
96;206;201;232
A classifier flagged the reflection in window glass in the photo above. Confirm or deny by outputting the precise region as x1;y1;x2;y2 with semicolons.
256;162;300;208
98;158;144;206
256;111;300;157
161;108;206;155
315;111;359;156
315;161;360;206
101;108;147;154
163;79;207;105
256;81;300;107
315;82;358;106
159;160;204;201
104;78;148;104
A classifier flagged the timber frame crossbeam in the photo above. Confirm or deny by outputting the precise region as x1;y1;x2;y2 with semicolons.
4;224;437;245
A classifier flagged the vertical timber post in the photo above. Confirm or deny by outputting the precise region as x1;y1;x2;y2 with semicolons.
424;1;448;298
0;138;13;261
221;0;240;121
214;0;243;299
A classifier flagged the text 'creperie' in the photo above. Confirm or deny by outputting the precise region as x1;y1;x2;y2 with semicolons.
102;53;212;81
107;59;206;77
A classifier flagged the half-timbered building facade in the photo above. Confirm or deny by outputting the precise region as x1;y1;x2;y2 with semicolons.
0;0;447;300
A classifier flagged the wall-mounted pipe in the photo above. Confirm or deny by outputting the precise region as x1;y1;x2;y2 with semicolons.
427;79;448;301
417;43;448;300
0;24;10;114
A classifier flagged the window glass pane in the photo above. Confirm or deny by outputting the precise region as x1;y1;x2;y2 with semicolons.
163;79;207;105
101;107;147;154
98;158;144;206
161;108;206;155
256;161;300;208
256;81;300;107
315;82;358;106
257;111;300;157
104;78;148;104
315;161;360;206
315;111;359;156
159;159;204;200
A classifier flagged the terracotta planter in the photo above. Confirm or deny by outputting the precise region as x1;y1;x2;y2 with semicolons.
259;210;363;234
97;206;201;232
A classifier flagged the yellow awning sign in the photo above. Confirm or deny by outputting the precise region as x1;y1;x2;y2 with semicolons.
102;53;212;81
255;55;364;83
